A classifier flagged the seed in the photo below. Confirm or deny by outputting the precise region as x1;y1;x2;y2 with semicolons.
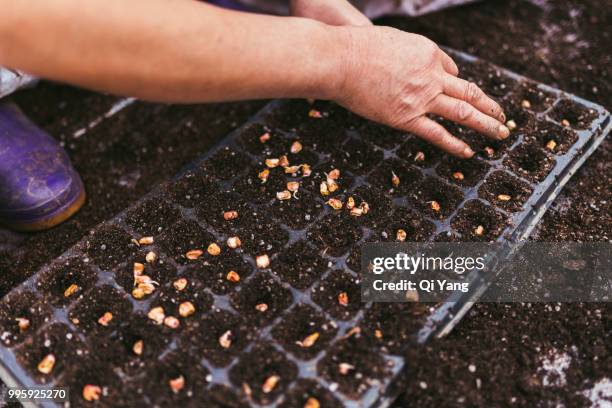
259;132;271;143
279;155;290;168
304;397;320;408
16;317;30;331
308;109;323;118
265;158;280;168
219;330;232;349
327;198;343;210
326;179;339;193
375;329;383;339
561;119;570;127
83;385;102;402
339;363;354;375
290;141;303;154
521;99;532;109
145;251;157;263
396;229;407;242
546;140;557;151
207;243;221;256
319;181;329;196
258;168;270;183
64;283;80;298
484;146;495;157
350;207;363;217
284;165;301;174
262;375;280;394
276;190;292;201
173;278;188;291
474;225;485;236
223;210;239;220
148;306;165;325
164;316;180;329
132;287;146;299
338;292;349;306
414;151;425;162
227;236;241;249
506;119;517;131
346;196;355;210
328;169;340;180
139;282;156;295
452;171;465;181
179;301;196;318
301;164;312;177
391;171;400;187
497;194;512;201
344;326;361;338
71;318;80;325
133;340;144;355
37;354;55;374
256;254;270;269
287;181;300;193
255;303;268;312
133;262;145;276
138;236;154;245
185;249;204;260
97;312;113;326
226;270;241;283
296;332;320;348
430;201;441;212
242;383;252;397
360;202;370;215
169;375;185;393
406;289;419;302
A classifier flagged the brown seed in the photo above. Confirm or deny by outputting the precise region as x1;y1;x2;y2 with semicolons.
327;179;339;193
138;236;154;245
497;194;512;201
98;312;113;326
308;109;323;118
287;181;300;193
546;140;557;151
133;262;145;276
301;164;312;177
304;397;320;408
521;99;532;109
276;190;292;201
207;243;221;256
262;375;280;394
414;151;425;162
290;141;303;154
452;171;465;181
344;326;361;338
319;181;330;196
265;158;280;168
164;316;180;329
296;332;320;348
328;169;340;180
474;225;485;236
226;270;241;283
360;201;370;215
173;278;188;291
179;301;196;318
350;207;364;217
132;340;144;355
484;146;495;157
284;165;301;174
405;289;420;302
338;363;354;375
223;210;239;221
279;155;290;168
259;132;271;143
37;354;55;374
430;201;441;212
134;274;157;286
82;385;102;402
145;251;157;263
561;119;571;127
219;330;232;349
132;287;146;299
64;283;80;298
396;229;407;242
255;303;269;312
227;236;241;249
258;168;270;183
71;318;80;325
391;171;400;187
185;249;204;260
375;329;383;339
242;383;253;397
169;375;185;393
139;282;156;295
148;306;165;325
338;292;349;306
16;317;30;331
506;119;517;131
256;254;270;269
346;196;355;210
327;198;343;210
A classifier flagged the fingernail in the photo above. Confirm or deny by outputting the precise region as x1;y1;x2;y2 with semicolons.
499;125;510;139
463;146;474;158
500;112;506;123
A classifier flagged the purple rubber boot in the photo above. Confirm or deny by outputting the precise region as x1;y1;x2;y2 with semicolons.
0;103;85;231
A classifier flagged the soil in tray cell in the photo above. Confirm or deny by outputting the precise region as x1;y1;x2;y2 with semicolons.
509;81;556;113
270;190;325;230
548;98;599;130
367;158;423;196
346;236;378;273
232;169;288;205
379;206;437;243
350;185;395;229
199;146;252;181
84;224;140;271
280;379;343;408
157;219;215;264
185;251;253;295
271;303;338;361
149;281;213;326
230;213;289;258
166;170;219;209
436;156;490;187
317;334;389;399
312;270;361;321
459;60;519;97
500;100;537;134
358;121;408;150
263;99;310;132
114;255;178;296
451;199;508;241
17;323;88;383
229;342;299;405
236;122;279;156
124;197;181;236
36;256;97;306
181;308;255;367
300;162;356;196
306;212;363;258
330;138;385;174
0;290;52;347
411;177;464;219
229;273;293;327
200;385;248;408
273;240;328;290
479;170;533;213
396;136;443;168
68;284;132;334
195;191;252;231
529;120;578;155
504;141;556;182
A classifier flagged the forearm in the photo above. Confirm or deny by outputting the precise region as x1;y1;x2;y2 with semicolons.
0;0;346;102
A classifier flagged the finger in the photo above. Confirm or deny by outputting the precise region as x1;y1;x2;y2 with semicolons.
431;94;509;140
443;75;506;122
406;116;474;159
440;51;459;76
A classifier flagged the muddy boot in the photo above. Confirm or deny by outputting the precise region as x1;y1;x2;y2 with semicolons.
0;103;85;231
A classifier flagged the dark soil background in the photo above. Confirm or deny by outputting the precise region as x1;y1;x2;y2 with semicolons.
0;0;609;406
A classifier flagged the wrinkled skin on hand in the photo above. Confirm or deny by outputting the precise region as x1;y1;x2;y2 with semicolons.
291;0;372;27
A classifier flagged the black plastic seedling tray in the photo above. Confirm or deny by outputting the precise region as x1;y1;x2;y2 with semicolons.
0;50;609;407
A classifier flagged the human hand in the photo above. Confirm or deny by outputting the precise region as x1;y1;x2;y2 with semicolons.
290;0;372;27
331;26;508;158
